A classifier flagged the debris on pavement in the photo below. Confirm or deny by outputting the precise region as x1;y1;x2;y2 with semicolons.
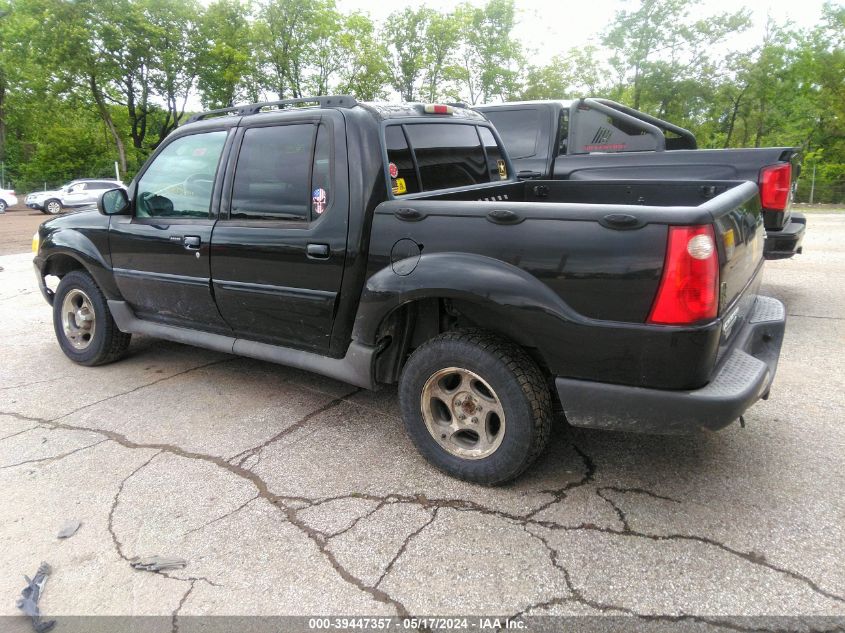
16;561;56;633
129;555;187;572
56;520;81;539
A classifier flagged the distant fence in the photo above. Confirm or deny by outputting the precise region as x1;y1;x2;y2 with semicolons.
794;163;845;204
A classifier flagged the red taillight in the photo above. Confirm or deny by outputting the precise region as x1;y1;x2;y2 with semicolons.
648;225;719;325
759;163;791;211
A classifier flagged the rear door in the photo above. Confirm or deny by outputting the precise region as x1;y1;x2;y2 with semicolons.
109;127;234;332
209;110;349;353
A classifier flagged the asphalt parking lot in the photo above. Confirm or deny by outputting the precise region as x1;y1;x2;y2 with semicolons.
0;213;843;630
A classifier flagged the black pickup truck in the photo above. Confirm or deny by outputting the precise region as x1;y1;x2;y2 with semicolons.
33;96;786;484
476;98;806;260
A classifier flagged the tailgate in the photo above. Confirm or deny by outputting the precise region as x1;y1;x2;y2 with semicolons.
707;183;766;339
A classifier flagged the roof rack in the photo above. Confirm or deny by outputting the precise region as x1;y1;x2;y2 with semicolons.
186;95;359;124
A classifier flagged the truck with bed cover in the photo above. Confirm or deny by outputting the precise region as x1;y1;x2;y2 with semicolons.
32;96;787;484
476;98;805;261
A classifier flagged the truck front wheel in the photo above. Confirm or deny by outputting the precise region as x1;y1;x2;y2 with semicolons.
398;330;552;485
52;270;131;366
44;199;64;215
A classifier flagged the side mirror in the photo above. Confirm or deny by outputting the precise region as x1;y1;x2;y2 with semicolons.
98;188;130;215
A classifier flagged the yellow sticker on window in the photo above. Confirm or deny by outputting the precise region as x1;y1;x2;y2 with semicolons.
497;159;507;180
392;177;407;195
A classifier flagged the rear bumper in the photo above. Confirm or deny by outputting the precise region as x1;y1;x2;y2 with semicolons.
764;213;805;260
555;296;786;434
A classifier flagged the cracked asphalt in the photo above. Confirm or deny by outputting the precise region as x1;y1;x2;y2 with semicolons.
0;214;844;631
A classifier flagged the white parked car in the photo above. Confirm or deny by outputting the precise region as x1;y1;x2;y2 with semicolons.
0;188;17;213
26;179;125;215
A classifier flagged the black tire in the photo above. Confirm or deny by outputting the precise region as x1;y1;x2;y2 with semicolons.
0;199;7;214
53;270;131;366
44;199;63;215
398;329;552;485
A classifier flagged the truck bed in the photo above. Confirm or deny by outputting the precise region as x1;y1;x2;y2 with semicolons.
368;179;764;391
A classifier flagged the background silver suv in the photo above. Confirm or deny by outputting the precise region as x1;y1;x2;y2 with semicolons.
26;179;125;214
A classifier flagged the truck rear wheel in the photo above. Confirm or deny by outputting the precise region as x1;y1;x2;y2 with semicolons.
398;330;552;485
53;270;131;366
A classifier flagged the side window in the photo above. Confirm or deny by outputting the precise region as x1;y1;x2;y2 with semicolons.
68;183;86;193
477;127;509;181
404;123;488;191
574;107;657;153
484;108;542;159
231;124;315;221
137;131;227;218
385;125;420;196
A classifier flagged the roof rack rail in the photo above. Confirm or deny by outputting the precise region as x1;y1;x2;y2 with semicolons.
186;95;358;124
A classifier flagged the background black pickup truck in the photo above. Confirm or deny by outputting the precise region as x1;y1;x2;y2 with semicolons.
33;96;786;484
476;98;806;260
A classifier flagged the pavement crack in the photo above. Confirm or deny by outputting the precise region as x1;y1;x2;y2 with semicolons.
182;494;260;537
521;525;778;631
0;438;108;470
0;377;59;391
532;519;845;607
595;486;681;532
525;444;597;519
374;508;439;589
324;498;394;540
787;313;844;321
0;424;42;440
52;358;236;425
171;578;196;633
108;451;163;562
0;408;411;615
229;388;360;466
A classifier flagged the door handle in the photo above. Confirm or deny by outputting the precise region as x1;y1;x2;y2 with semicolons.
183;235;201;250
306;243;330;259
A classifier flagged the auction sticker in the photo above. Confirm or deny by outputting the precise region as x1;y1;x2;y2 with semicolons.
389;162;399;178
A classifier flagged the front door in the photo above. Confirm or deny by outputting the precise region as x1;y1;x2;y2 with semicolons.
110;128;233;333
210;112;349;353
63;182;93;208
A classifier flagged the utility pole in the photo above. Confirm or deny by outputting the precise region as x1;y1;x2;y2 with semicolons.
809;163;816;205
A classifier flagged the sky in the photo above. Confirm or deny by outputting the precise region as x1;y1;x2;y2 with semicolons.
337;0;832;65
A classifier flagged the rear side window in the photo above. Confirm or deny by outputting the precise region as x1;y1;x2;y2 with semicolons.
231;125;315;221
483;108;542;159
385;126;421;195
573;106;658;153
478;127;508;181
404;124;488;191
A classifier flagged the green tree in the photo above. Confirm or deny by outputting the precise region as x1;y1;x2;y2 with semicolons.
384;8;433;101
521;47;609;100
454;0;523;104
334;13;391;100
602;0;750;113
195;0;254;109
